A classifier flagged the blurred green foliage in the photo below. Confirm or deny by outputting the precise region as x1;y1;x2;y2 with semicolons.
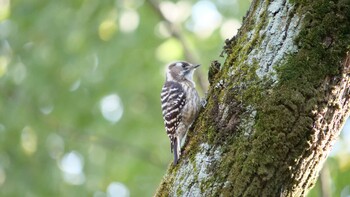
0;0;349;196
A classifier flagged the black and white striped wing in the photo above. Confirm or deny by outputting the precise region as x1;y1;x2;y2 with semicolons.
160;81;186;152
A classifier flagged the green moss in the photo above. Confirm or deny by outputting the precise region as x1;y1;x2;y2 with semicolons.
225;0;270;68
176;186;182;196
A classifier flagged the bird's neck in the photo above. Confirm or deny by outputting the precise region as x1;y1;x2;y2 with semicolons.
166;71;195;87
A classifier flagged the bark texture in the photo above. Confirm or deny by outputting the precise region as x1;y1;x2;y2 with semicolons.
155;0;350;196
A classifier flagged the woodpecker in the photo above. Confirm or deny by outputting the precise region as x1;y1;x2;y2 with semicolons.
160;61;201;164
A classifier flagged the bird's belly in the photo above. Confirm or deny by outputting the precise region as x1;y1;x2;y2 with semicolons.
181;88;200;127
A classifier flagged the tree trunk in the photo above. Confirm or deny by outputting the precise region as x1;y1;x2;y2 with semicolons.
155;0;350;196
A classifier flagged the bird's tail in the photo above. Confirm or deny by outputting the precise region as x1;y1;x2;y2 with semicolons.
173;137;178;165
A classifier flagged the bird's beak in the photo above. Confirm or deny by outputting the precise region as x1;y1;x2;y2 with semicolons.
193;64;201;69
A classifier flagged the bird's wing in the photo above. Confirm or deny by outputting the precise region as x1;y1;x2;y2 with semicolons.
160;81;186;152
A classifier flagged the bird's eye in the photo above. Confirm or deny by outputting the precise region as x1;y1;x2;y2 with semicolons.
182;64;187;69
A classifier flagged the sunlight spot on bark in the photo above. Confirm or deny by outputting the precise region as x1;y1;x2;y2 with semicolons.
172;143;222;196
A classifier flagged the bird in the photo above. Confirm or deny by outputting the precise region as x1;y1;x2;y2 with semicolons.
160;61;201;164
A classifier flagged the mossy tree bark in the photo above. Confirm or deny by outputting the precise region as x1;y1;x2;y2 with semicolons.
155;0;350;196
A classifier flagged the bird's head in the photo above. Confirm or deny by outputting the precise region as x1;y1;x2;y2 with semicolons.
166;61;200;83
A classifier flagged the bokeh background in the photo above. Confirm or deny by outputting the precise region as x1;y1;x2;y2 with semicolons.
0;0;348;196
